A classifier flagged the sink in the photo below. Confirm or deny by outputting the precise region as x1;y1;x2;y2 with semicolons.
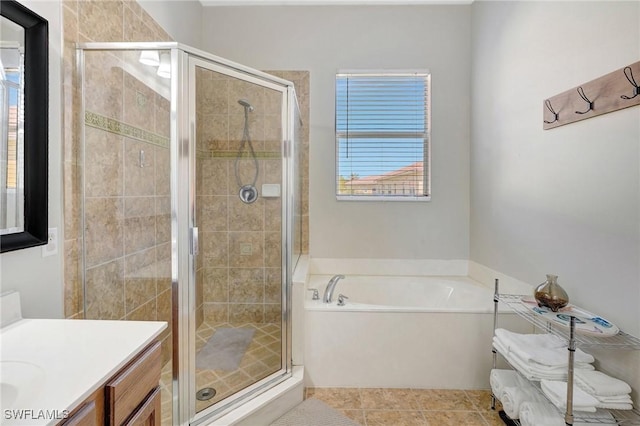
0;360;45;409
1;382;18;407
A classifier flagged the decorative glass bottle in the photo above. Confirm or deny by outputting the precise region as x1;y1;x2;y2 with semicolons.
534;274;569;312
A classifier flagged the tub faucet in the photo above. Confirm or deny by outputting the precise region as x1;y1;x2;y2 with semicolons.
323;274;345;303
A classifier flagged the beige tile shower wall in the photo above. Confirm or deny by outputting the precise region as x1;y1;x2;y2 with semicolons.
268;71;310;255
62;0;173;364
196;68;312;325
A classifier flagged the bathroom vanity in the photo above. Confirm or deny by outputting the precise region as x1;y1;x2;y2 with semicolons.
0;315;166;425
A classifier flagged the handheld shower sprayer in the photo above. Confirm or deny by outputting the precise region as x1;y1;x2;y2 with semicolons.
235;98;259;204
238;99;254;112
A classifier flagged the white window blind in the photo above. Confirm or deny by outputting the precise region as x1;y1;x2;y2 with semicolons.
335;70;430;200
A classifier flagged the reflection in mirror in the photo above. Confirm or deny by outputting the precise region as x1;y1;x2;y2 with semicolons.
1;20;25;233
0;1;48;253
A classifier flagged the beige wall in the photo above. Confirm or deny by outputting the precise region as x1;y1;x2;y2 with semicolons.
138;0;203;48
200;5;471;260
470;0;640;340
470;0;640;404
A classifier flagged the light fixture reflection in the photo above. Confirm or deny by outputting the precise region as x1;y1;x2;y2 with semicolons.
157;53;171;79
139;50;160;66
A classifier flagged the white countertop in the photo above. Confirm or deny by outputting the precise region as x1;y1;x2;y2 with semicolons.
0;318;167;425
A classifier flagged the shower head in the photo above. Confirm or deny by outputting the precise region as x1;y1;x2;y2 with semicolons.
238;99;254;112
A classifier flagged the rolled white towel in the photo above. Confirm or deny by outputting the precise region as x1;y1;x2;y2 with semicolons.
501;383;546;419
494;329;595;366
541;380;598;413
574;369;632;397
490;369;523;398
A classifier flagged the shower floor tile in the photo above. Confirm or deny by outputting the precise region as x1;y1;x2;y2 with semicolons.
305;388;502;426
159;321;283;425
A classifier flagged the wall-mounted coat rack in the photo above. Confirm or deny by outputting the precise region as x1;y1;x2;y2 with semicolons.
543;60;640;130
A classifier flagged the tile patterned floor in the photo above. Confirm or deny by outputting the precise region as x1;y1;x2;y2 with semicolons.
159;323;505;426
160;321;283;425
305;387;505;426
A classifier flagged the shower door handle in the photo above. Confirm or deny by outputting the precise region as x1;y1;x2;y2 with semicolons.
190;227;199;256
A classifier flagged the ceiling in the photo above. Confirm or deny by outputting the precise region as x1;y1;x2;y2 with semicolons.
199;0;472;6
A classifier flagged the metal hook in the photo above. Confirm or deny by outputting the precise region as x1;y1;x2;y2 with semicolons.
621;66;640;100
543;99;559;124
575;87;594;114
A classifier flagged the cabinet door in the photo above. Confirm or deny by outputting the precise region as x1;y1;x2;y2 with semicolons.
61;401;96;426
106;341;161;426
124;387;161;426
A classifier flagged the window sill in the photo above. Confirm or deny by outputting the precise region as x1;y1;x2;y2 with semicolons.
336;195;431;202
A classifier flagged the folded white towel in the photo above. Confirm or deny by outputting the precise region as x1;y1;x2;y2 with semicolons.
541;380;598;413
574;410;617;425
519;401;565;426
596;394;633;404
490;369;524;398
594;402;633;410
501;383;546;419
493;340;594;381
495;329;595;366
520;402;614;426
574;369;632;397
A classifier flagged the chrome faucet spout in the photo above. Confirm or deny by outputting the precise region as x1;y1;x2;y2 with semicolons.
323;274;345;303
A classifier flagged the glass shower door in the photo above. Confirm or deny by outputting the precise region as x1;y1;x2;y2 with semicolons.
78;44;296;426
78;46;175;425
187;57;289;420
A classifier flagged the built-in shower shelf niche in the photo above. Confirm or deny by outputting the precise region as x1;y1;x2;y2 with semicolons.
543;60;640;130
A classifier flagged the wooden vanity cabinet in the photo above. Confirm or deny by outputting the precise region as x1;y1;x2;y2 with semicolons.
106;341;161;426
59;388;104;426
58;341;162;426
61;400;99;426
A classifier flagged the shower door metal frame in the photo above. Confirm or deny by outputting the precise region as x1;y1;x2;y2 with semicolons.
186;55;294;425
76;42;296;426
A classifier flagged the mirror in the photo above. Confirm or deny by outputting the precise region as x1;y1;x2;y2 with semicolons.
0;0;48;253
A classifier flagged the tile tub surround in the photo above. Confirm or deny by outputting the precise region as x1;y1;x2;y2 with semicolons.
305;387;505;426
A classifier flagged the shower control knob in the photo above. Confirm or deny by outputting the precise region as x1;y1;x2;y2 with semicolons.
307;288;319;300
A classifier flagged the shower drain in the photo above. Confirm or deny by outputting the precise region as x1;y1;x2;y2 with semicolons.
196;387;217;401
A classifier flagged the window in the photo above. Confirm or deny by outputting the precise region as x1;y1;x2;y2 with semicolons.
335;70;430;200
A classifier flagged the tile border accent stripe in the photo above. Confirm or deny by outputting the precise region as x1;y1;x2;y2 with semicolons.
198;150;281;159
85;111;170;148
86;111;281;159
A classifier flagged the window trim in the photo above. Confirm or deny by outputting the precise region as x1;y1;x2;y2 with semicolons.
335;69;431;202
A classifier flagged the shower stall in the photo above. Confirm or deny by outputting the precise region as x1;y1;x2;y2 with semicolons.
76;42;302;425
